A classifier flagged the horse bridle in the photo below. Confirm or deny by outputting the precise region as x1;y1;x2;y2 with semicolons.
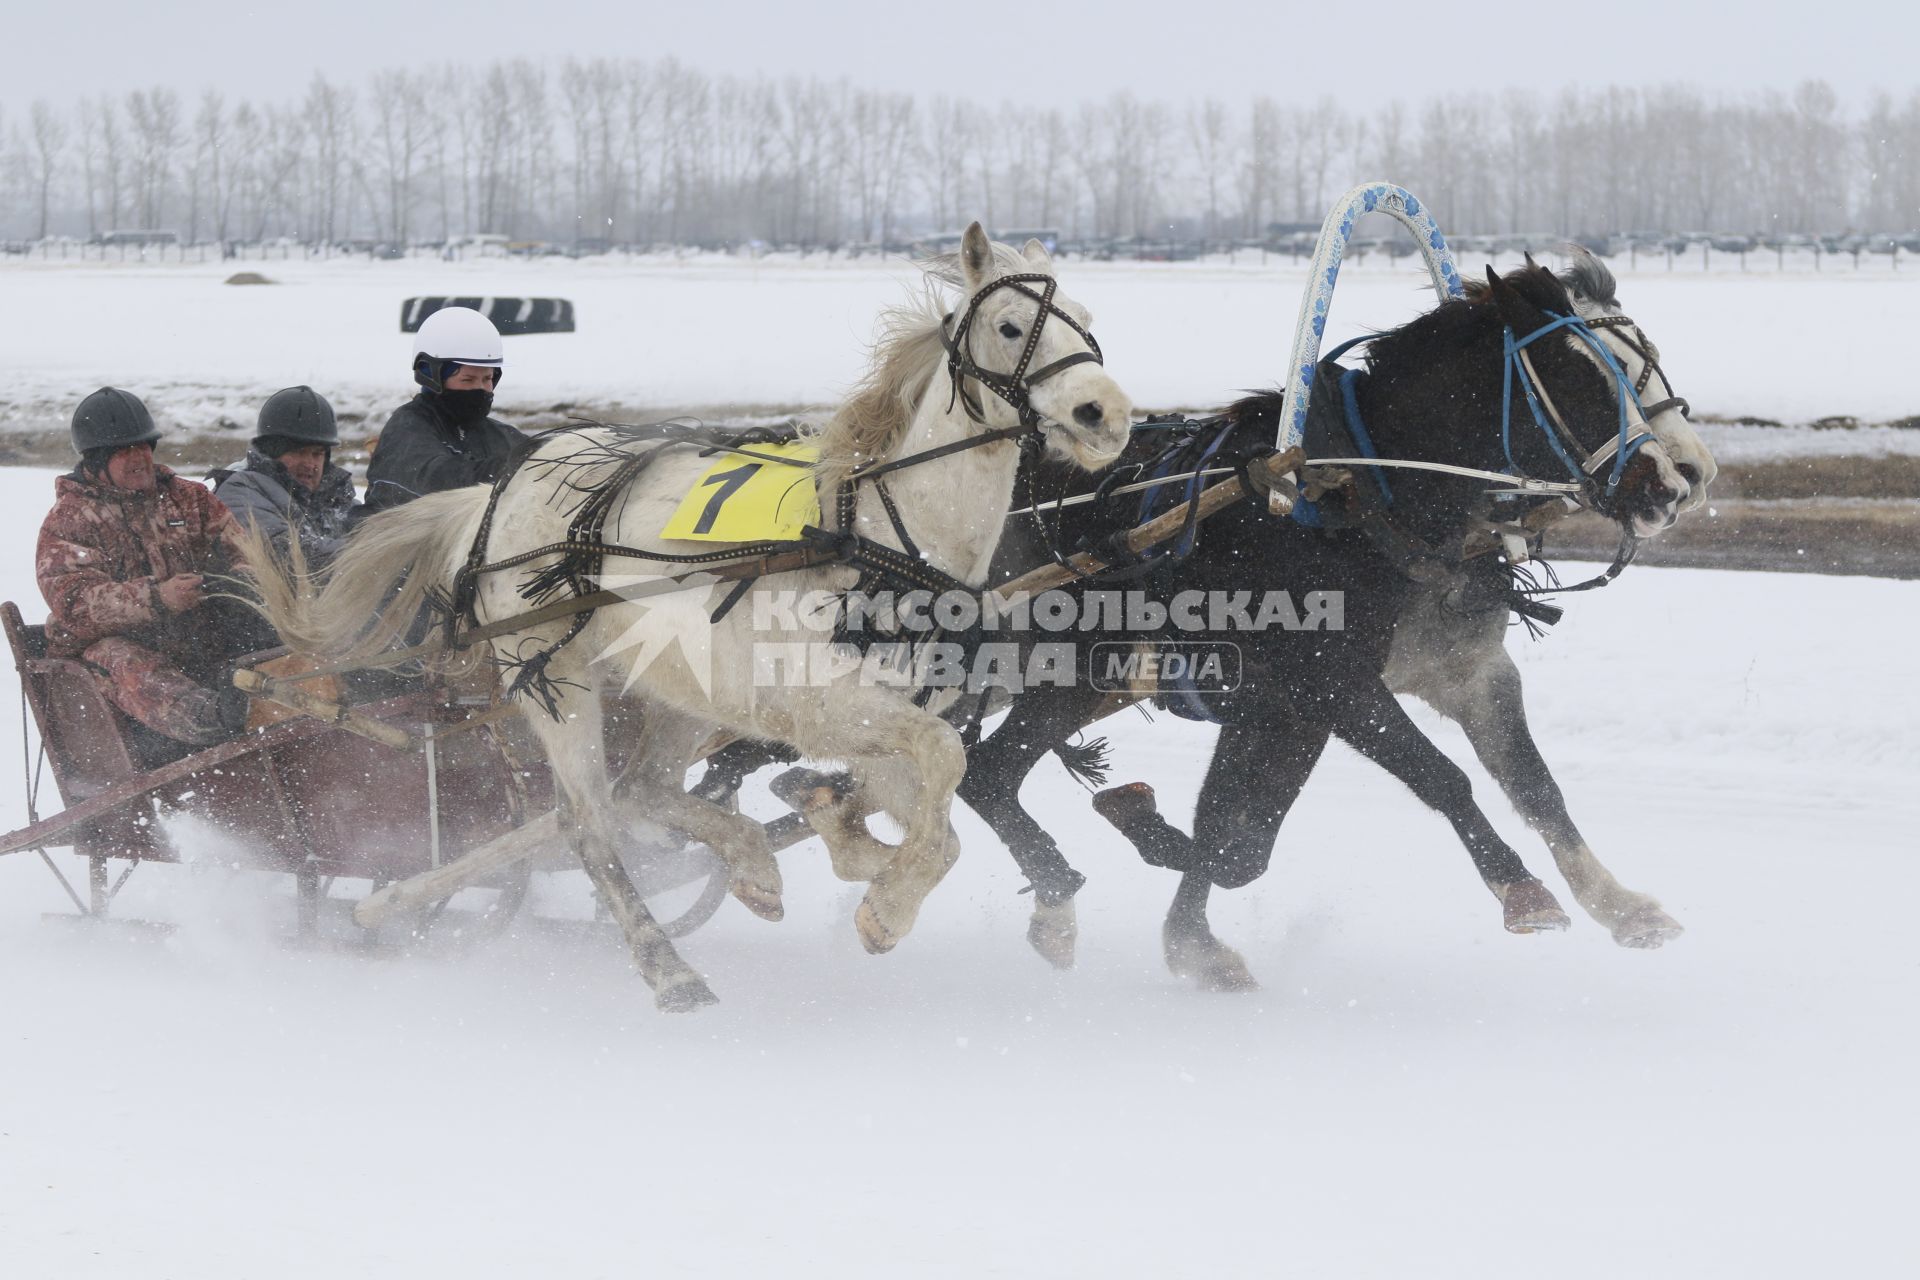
825;271;1106;569
1586;315;1691;423
1502;310;1687;500
939;272;1104;433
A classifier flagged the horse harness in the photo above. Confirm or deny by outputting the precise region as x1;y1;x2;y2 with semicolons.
1108;308;1686;630
1502;311;1689;502
429;272;1105;714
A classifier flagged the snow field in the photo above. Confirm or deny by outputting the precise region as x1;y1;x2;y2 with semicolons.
2;251;1917;442
0;461;1915;1276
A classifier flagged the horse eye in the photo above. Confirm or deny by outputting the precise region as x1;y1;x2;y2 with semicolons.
998;321;1022;340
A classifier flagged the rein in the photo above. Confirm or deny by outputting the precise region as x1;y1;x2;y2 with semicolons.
1006;456;1579;517
415;270;1105;712
1038;307;1672;614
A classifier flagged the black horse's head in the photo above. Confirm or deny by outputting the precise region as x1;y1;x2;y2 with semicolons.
1464;261;1692;535
1359;259;1691;538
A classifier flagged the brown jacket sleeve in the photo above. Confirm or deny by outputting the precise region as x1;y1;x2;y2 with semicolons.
35;521;160;646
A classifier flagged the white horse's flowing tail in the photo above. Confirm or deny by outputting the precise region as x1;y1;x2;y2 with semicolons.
238;487;490;668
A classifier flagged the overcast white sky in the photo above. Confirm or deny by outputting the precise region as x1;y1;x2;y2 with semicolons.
0;0;1911;118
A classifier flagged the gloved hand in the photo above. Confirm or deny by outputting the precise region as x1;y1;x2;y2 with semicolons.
156;573;206;613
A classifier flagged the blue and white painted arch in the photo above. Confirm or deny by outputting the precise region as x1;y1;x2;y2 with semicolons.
1274;183;1464;470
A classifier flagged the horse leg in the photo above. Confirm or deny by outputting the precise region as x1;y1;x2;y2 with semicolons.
1328;677;1570;934
957;684;1107;969
1146;718;1324;991
1431;650;1682;948
768;765;898;883
1090;782;1196;870
816;692;968;954
609;706;784;921
1162;870;1259;993
513;667;716;1010
690;737;798;809
1090;717;1320;990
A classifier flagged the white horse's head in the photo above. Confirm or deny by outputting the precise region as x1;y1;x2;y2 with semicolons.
944;222;1132;469
1559;248;1718;515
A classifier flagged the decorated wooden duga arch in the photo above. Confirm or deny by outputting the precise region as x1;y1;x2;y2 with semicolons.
1271;182;1466;511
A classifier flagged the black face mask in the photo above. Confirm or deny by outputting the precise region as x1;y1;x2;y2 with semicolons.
437;388;494;429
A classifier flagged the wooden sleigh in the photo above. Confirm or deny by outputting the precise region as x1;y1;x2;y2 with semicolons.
0;601;735;940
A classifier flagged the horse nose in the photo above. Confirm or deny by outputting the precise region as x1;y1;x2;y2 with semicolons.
1073;401;1106;429
1677;462;1704;489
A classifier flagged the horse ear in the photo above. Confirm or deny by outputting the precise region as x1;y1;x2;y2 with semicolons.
960;222;995;291
1021;237;1054;273
1484;265;1545;332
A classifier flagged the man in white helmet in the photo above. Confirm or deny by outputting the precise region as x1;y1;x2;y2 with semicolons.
364;306;525;511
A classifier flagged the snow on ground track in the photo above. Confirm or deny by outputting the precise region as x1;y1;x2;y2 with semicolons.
0;463;1914;1277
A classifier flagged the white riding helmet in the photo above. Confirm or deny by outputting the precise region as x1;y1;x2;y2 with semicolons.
413;305;504;391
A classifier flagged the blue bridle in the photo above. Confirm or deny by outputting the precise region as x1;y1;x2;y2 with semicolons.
1502;312;1658;498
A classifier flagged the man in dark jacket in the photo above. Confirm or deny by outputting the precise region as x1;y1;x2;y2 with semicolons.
212;385;356;564
36;388;255;748
363;305;524;511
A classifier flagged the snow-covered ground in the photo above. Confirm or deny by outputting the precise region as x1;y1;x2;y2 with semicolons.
2;251;1917;443
1;461;1915;1277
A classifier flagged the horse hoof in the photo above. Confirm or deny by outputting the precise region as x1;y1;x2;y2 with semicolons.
854;901;899;955
1613;908;1684;949
1169;947;1260;992
655;975;719;1012
1197;958;1260;993
733;881;785;922
1499;879;1572;934
771;766;855;814
1027;898;1078;970
1165;929;1260;992
1091;782;1158;827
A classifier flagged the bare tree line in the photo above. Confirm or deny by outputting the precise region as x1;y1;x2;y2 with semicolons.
1;61;1915;246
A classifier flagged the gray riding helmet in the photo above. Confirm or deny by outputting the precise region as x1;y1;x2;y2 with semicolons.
70;387;161;456
254;385;340;448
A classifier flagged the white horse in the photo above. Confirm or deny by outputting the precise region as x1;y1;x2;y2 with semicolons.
246;225;1133;1010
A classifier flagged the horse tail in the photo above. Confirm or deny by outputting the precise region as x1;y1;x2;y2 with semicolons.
235;487;490;669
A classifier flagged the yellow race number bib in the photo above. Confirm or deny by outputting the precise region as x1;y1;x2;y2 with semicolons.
660;441;822;542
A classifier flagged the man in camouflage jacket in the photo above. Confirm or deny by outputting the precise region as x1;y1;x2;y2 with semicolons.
36;388;260;748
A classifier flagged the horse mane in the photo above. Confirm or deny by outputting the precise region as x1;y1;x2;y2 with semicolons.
1212;260;1590;429
1223;389;1286;431
1555;246;1619;308
810;241;1041;491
